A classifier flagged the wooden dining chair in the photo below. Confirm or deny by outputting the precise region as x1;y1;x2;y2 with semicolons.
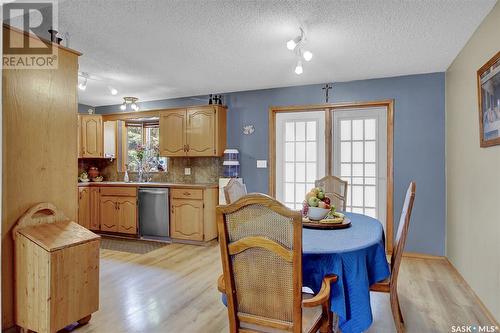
314;176;348;211
370;182;416;333
216;193;337;333
223;178;248;204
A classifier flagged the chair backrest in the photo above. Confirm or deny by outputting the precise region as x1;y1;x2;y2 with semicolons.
314;176;348;211
217;194;303;333
223;178;248;204
390;182;416;287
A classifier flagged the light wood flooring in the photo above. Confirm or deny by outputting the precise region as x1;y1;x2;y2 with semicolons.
76;243;496;333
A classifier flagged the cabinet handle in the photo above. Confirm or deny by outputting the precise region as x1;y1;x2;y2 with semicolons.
183;192;191;196
186;144;190;152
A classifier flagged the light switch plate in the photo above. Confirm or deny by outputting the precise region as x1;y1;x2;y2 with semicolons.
184;167;191;175
256;160;267;168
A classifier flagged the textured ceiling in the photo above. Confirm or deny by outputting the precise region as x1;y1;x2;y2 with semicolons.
56;0;497;106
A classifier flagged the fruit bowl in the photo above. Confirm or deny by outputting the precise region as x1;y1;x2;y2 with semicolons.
308;207;330;221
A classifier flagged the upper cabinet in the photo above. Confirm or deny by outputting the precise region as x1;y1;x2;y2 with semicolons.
159;105;226;157
159;109;187;156
79;115;103;158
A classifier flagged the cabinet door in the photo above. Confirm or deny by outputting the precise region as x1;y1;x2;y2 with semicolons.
78;187;90;229
186;108;215;156
89;188;100;230
77;115;82;158
100;196;118;232
118;197;137;234
81;115;103;158
170;199;204;241
159;110;186;156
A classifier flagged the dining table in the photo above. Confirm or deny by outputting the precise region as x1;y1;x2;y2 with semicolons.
302;212;390;333
220;211;390;333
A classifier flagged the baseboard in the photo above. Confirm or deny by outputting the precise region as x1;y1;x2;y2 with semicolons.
445;258;500;327
402;251;446;260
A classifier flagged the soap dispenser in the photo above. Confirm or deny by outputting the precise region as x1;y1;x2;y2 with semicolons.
124;164;130;183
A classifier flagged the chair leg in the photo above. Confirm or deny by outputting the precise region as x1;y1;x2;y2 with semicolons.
319;302;333;333
390;293;405;333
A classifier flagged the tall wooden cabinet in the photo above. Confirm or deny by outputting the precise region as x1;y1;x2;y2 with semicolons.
79;115;103;158
78;187;91;229
159;105;226;157
2;25;81;329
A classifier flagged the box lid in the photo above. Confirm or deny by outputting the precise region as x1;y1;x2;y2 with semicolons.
17;221;100;252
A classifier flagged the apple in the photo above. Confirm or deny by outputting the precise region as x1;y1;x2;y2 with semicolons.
305;191;316;201
312;187;321;194
318;201;327;209
317;191;325;200
308;197;320;207
323;197;331;205
325;204;331;209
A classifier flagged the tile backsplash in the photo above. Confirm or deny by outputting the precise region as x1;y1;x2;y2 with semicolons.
78;157;223;184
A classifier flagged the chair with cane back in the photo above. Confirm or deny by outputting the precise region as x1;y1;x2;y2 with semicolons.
216;193;337;333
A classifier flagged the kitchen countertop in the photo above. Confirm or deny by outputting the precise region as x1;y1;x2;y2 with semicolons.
77;181;219;189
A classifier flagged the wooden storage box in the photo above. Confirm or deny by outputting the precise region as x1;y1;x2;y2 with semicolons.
14;204;100;333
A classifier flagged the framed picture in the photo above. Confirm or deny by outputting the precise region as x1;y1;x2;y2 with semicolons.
478;51;500;147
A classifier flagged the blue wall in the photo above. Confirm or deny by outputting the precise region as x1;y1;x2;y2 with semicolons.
93;72;446;255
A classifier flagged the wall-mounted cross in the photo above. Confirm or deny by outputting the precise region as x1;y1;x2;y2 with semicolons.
322;83;333;103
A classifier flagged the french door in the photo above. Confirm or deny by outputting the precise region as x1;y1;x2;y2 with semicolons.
275;112;326;209
332;108;387;229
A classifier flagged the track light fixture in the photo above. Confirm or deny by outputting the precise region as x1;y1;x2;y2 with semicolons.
286;27;313;74
121;97;139;111
77;72;119;96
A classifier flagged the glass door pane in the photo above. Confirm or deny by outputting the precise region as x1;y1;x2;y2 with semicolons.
276;112;326;209
333;108;387;228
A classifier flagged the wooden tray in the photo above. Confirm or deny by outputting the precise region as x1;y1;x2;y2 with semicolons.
302;217;351;230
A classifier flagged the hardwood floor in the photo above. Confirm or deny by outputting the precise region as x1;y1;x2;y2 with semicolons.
76;243;496;333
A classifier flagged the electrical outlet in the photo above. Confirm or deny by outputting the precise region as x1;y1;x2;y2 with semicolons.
184;167;191;175
256;160;267;168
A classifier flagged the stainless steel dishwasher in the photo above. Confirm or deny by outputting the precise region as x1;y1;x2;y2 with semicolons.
138;188;169;240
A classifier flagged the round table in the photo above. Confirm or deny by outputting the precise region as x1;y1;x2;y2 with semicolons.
302;212;390;333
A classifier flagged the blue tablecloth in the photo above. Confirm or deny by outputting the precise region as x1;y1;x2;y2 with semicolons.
303;212;390;333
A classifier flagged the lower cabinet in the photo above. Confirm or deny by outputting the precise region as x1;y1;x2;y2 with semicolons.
100;196;119;232
89;187;100;230
77;185;217;242
117;197;137;234
169;187;218;242
99;194;137;235
78;187;91;229
170;199;204;241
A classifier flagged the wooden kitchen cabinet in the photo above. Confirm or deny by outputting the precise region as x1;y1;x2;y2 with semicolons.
169;187;218;242
159;105;226;157
117;198;137;234
170;199;204;241
89;188;100;230
78;187;90;229
99;196;119;233
99;187;137;235
159;109;187;156
79;115;103;158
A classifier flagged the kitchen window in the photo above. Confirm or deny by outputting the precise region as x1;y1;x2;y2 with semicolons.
122;118;167;172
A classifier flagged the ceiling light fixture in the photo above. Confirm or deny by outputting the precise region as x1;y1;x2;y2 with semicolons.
78;73;88;90
286;27;313;74
295;60;303;75
303;50;313;62
121;97;139;111
78;72;120;96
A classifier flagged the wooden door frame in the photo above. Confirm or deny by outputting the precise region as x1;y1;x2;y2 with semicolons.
268;99;394;253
